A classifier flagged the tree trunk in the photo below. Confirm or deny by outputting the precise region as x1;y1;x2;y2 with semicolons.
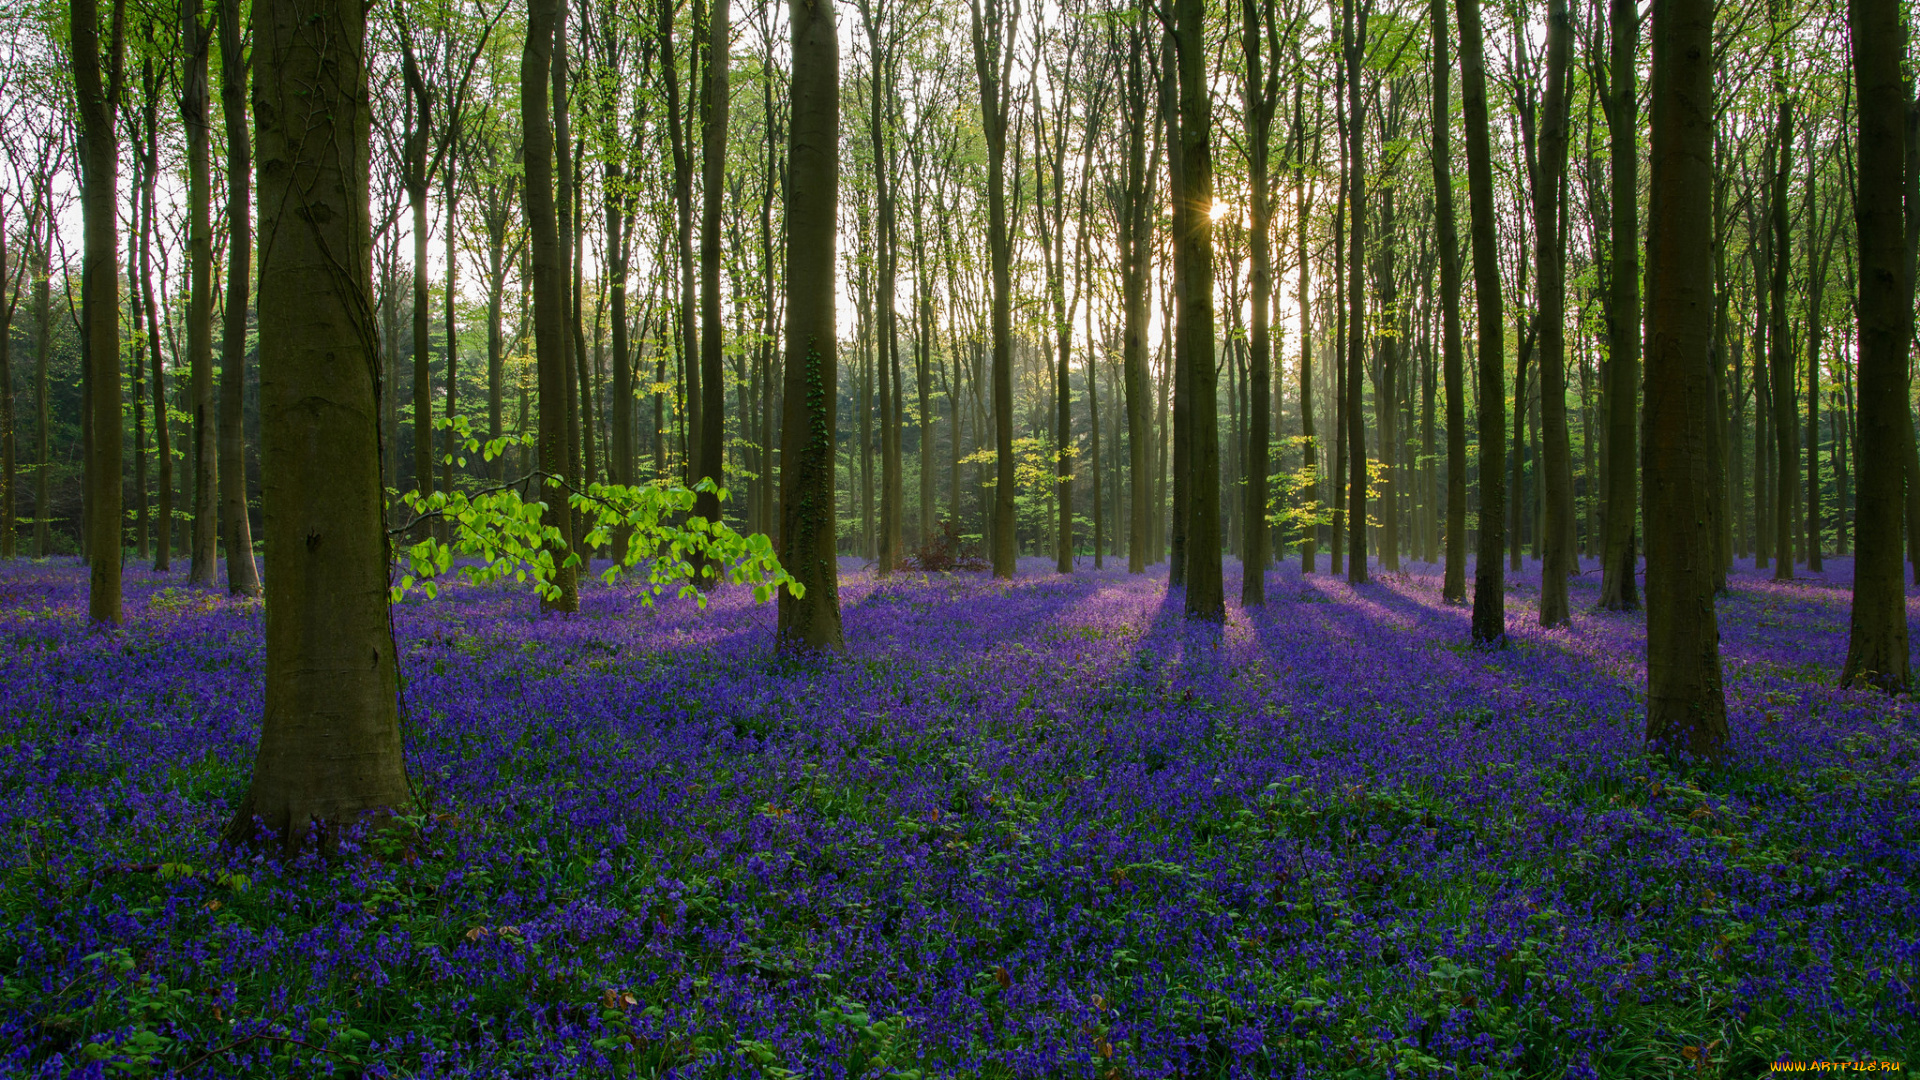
1432;0;1465;600
1535;0;1573;625
524;0;578;612
1597;0;1638;609
1643;0;1727;757
76;0;125;619
1343;0;1368;586
969;0;1017;578
777;0;843;651
218;0;260;595
1767;22;1796;580
1174;0;1222;617
231;0;413;848
1840;0;1910;690
183;0;218;588
694;0;731;583
1458;0;1504;644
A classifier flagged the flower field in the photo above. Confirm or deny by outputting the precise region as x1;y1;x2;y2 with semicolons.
0;556;1914;1078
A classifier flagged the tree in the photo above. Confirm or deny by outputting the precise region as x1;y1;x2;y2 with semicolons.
524;0;579;613
1643;0;1727;757
1340;0;1366;587
1839;0;1910;691
1596;0;1638;611
694;0;733;583
1176;0;1223;618
970;0;1018;579
1239;0;1281;607
73;0;126;621
183;0;219;588
1533;0;1572;627
1110;0;1155;574
218;0;260;596
1429;0;1465;603
229;0;413;847
1458;0;1504;645
777;0;843;652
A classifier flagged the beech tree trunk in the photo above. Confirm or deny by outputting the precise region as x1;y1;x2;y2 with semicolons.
1458;0;1505;645
777;0;843;652
218;0;260;596
1643;0;1727;758
1598;0;1639;610
1535;0;1573;626
231;0;413;848
524;0;578;612
971;0;1019;579
694;0;731;583
1342;0;1367;586
1176;0;1223;618
183;0;219;588
1430;0;1466;602
1840;0;1911;691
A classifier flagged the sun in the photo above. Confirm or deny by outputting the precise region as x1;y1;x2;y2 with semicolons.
1209;201;1230;222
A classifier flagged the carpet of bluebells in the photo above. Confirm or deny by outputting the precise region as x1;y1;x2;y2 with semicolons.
0;553;1916;1079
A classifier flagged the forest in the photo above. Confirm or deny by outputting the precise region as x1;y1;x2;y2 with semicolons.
0;0;1917;1070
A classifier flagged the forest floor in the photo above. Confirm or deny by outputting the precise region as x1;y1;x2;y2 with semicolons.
0;553;1914;1079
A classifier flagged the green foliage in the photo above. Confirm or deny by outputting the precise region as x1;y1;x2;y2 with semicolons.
392;417;801;607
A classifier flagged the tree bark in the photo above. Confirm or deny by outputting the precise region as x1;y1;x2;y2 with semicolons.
1598;0;1639;610
1343;0;1368;586
777;0;843;652
219;0;260;595
1240;0;1276;606
971;0;1020;579
1458;0;1504;644
524;0;578;612
184;0;219;587
1535;0;1573;625
1431;0;1465;601
1176;0;1223;617
232;0;413;848
694;0;731;583
76;0;125;619
1643;0;1727;758
1840;0;1911;690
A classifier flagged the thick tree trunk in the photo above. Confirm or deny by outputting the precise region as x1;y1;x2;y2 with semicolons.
1643;0;1727;757
777;0;843;652
1458;0;1505;644
523;0;578;612
231;0;413;848
1841;0;1911;690
219;0;260;595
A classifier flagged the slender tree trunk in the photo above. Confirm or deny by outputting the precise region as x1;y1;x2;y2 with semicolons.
184;0;219;587
1598;0;1638;609
76;0;125;618
33;235;50;559
1768;20;1796;580
1536;0;1573;625
1174;0;1222;617
1458;0;1505;644
778;0;843;651
219;0;260;595
231;0;413;848
140;100;171;571
524;0;577;612
1841;0;1910;690
1343;0;1368;586
694;0;731;583
1241;0;1275;605
1643;0;1727;757
1432;0;1465;600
